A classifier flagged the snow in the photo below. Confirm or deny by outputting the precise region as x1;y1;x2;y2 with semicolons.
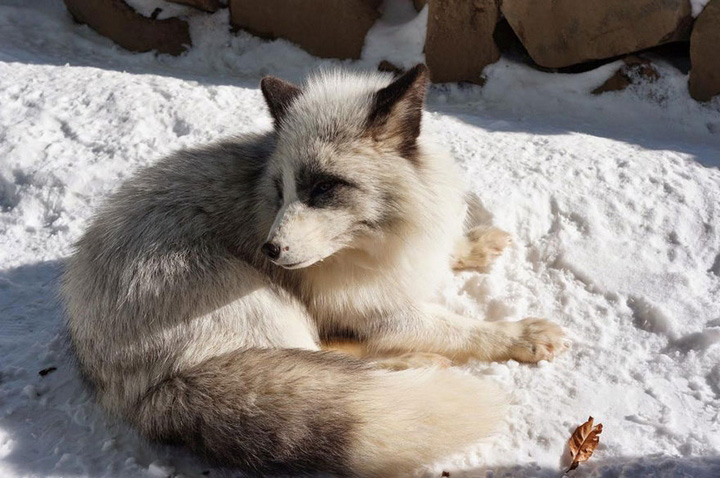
362;0;427;70
124;0;195;20
1;0;719;477
691;0;711;18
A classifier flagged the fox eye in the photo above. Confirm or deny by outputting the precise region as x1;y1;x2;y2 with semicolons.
311;181;336;197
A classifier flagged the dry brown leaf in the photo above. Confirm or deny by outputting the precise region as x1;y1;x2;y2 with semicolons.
567;416;603;472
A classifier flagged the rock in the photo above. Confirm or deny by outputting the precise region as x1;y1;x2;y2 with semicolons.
425;0;500;84
413;0;428;11
228;0;381;59
592;56;660;95
167;0;221;12
501;0;692;68
63;0;191;56
689;0;720;101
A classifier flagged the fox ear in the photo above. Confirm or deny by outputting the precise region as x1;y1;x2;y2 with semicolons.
367;64;429;160
260;76;302;127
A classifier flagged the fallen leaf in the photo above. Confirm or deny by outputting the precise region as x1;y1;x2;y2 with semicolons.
567;416;602;471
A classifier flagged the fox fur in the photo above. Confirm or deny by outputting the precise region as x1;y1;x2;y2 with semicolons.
62;64;566;477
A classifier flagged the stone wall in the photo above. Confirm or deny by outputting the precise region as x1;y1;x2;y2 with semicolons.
63;0;720;102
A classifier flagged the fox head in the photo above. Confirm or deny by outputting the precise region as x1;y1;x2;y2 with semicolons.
257;65;430;269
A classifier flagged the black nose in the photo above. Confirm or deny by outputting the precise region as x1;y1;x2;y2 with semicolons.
261;242;281;260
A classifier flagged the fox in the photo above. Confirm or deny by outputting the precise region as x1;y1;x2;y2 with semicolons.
62;64;567;477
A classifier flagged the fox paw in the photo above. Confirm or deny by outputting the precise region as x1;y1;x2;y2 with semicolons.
506;318;569;363
372;352;453;371
453;226;512;271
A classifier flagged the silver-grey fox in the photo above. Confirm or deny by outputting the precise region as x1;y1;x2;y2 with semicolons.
63;64;566;477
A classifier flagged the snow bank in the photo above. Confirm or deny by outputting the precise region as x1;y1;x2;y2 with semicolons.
1;1;719;477
692;0;711;18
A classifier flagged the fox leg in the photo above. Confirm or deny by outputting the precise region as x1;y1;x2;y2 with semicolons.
452;226;512;271
322;340;452;370
363;304;568;364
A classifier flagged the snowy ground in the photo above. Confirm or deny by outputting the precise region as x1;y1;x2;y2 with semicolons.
1;1;720;477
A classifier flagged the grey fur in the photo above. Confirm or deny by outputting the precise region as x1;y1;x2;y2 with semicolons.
63;65;565;477
63;132;367;473
137;349;370;474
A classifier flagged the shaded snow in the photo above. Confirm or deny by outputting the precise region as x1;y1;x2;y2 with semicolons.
124;0;195;20
692;0;711;17
1;1;719;477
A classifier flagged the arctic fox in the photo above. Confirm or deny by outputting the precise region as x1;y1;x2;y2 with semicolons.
62;64;566;477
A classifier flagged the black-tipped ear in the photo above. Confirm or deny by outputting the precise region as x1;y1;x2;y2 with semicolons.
367;64;429;160
260;76;302;127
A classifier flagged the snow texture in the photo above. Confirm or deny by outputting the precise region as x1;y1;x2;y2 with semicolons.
691;0;711;18
124;0;196;20
1;0;719;477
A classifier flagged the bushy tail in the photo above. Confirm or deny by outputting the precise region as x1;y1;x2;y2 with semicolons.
130;348;506;477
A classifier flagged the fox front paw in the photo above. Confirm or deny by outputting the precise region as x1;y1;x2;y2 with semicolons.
453;226;512;271
506;318;568;363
